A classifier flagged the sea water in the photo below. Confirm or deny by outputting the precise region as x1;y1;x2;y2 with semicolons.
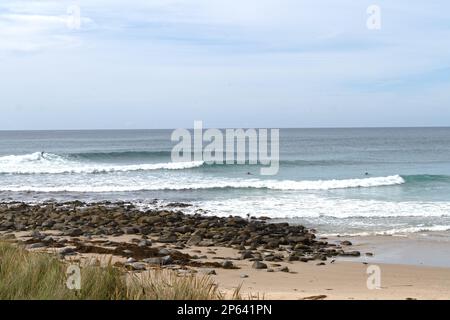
1;127;450;236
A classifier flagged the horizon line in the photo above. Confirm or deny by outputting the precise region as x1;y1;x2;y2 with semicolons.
1;125;450;132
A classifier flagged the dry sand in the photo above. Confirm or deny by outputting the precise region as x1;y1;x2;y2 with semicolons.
182;245;450;300
6;231;450;300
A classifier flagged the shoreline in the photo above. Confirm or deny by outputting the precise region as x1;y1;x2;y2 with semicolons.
326;234;450;268
1;201;450;300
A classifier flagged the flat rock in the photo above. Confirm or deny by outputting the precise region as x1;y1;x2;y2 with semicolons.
143;257;161;265
64;228;83;237
58;247;76;256
127;262;146;271
26;243;46;249
158;248;171;256
340;251;361;257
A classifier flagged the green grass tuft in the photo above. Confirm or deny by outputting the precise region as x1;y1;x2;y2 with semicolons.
0;242;228;300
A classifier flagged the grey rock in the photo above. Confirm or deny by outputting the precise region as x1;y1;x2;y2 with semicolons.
187;234;202;246
42;220;55;228
288;255;300;261
221;260;234;269
240;251;254;260
143;257;162;265
26;243;46;249
123;227;138;235
64;228;83;237
263;255;275;262
161;255;173;265
138;240;152;248
14;224;26;231
340;251;361;257
158;248;171;256
198;239;215;247
58;247;76;256
31;230;44;240
42;236;54;243
127;262;146;271
252;261;268;269
277;266;289;273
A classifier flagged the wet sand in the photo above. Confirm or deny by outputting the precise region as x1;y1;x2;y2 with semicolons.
328;233;450;268
183;245;450;300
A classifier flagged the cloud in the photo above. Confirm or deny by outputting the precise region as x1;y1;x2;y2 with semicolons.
0;2;93;53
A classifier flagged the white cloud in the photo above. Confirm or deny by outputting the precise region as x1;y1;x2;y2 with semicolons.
0;2;93;53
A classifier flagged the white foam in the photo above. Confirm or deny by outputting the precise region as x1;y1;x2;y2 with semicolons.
320;225;450;237
0;152;204;174
0;174;404;192
182;194;450;219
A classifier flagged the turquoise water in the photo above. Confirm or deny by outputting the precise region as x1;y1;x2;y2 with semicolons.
1;127;450;236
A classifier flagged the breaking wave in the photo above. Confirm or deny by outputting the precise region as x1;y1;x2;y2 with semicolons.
0;175;404;192
0;152;204;174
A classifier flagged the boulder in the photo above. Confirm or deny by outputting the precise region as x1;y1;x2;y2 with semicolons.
187;234;202;246
252;261;268;269
221;260;234;269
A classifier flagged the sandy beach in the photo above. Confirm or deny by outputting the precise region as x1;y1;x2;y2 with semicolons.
7;233;450;300
2;201;450;300
187;246;450;300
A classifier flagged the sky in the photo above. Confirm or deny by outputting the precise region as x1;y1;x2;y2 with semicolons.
0;0;450;130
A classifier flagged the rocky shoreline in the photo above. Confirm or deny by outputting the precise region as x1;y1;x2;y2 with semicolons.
0;201;360;273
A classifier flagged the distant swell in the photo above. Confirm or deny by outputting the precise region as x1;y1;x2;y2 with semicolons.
0;175;405;192
67;150;172;160
402;174;450;183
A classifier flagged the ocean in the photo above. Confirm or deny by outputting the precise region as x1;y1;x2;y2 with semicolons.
1;127;450;237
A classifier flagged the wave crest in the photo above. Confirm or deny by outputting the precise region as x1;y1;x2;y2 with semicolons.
0;175;404;192
0;152;204;174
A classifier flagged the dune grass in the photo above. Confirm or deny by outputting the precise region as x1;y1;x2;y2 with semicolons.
0;242;230;300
